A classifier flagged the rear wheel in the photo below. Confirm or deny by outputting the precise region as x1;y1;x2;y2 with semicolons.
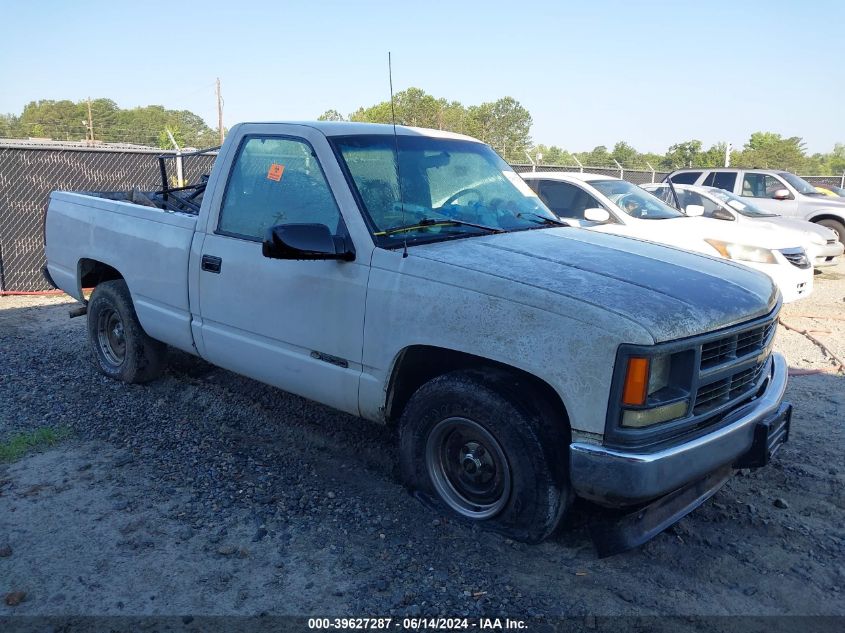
87;280;166;383
817;218;845;247
399;370;571;543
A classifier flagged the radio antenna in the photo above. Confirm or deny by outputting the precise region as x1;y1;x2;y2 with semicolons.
388;52;408;258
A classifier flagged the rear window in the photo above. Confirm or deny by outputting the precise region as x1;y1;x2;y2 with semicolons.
668;172;702;185
701;172;737;191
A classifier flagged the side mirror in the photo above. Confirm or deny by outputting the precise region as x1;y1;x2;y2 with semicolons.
262;223;355;261
772;189;792;200
711;207;735;221
583;207;611;223
684;204;705;217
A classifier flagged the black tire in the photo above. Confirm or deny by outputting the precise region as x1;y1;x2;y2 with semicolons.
816;218;845;247
87;279;166;383
399;369;571;543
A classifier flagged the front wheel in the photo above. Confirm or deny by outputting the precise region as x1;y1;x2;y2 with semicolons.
399;370;571;543
87;280;166;383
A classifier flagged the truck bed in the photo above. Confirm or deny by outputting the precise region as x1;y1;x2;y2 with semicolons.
45;191;198;354
79;184;207;215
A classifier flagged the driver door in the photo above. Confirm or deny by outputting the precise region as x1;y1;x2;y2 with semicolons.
196;133;369;416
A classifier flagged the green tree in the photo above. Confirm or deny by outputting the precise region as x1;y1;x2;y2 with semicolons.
532;144;570;165
611;141;639;166
662;140;703;169
464;97;532;161
157;125;187;149
349;88;445;128
0;113;16;137
827;143;845;175
9;98;217;147
318;109;345;121
577;145;613;166
733;132;807;172
342;89;532;161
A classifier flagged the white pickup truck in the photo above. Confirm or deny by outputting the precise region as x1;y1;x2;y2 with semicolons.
45;122;792;552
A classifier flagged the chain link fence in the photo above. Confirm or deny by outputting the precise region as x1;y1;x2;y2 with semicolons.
511;164;669;184
0;143;214;291
0;144;842;291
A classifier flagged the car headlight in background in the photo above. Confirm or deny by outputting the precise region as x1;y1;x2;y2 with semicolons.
619;351;693;428
704;239;778;264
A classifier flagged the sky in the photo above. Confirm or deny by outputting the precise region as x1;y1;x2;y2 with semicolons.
1;0;843;154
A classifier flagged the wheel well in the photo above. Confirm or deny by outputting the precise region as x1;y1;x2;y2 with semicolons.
79;259;123;296
385;345;570;431
810;213;845;226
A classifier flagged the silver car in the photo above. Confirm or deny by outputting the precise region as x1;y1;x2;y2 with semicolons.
665;168;845;246
643;183;843;268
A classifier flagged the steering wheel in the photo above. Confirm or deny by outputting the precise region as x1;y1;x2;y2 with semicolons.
617;193;646;218
442;187;484;207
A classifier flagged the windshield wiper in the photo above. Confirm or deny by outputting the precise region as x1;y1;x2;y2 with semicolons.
376;217;504;237
516;212;568;227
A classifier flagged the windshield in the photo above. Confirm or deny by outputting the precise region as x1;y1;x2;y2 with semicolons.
707;188;777;217
591;180;683;219
331;134;558;246
779;172;821;196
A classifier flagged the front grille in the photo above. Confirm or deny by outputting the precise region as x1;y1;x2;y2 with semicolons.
693;360;767;415
827;238;838;245
700;320;776;369
779;248;811;269
693;315;777;416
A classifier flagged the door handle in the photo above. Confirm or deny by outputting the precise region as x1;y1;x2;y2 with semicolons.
201;255;222;273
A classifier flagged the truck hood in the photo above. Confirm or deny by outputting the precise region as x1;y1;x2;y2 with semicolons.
409;228;778;343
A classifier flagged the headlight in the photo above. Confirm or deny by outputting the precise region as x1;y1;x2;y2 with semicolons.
618;351;694;428
705;239;777;264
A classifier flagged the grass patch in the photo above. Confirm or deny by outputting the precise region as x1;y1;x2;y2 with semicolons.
0;427;72;462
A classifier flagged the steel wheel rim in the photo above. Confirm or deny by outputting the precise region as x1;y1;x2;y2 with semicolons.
425;417;511;519
97;307;126;366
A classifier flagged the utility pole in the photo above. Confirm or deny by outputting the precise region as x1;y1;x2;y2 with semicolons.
216;78;224;145
87;98;94;143
725;142;732;167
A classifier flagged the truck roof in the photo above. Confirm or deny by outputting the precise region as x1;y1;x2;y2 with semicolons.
236;121;482;142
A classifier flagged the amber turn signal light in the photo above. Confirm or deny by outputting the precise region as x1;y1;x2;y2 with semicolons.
622;357;649;406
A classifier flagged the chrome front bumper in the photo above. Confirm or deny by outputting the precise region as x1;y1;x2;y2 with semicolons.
569;352;789;505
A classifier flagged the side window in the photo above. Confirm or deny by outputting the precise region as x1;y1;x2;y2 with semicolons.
218;136;342;240
537;180;578;218
669;171;702;185
741;173;787;199
701;172;737;191
538;180;601;220
524;178;541;194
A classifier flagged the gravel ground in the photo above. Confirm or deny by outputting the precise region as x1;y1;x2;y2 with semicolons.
1;262;844;619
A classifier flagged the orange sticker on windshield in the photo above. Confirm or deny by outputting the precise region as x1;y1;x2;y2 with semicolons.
267;163;285;181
